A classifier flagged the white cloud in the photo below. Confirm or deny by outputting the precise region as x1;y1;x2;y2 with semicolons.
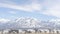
41;0;60;18
0;2;42;12
42;4;60;18
32;3;42;11
1;0;60;18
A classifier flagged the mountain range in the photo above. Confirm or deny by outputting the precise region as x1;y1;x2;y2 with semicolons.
0;17;60;30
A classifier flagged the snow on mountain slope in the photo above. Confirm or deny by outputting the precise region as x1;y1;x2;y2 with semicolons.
49;19;60;29
14;17;41;28
0;17;60;29
0;18;10;23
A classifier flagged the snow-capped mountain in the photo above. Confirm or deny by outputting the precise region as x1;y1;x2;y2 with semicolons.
0;18;60;30
12;17;41;28
0;17;41;29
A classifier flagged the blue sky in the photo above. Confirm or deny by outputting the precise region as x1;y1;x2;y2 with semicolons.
0;0;60;21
